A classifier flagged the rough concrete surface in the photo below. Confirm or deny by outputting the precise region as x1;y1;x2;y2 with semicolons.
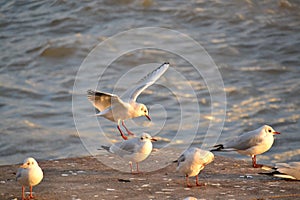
0;154;299;200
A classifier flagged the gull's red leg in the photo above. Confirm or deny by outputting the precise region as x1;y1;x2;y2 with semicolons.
117;125;128;140
136;163;140;173
129;162;133;173
195;174;205;186
252;155;263;168
122;121;134;136
195;175;200;186
29;185;34;199
130;163;141;174
186;175;192;187
21;186;26;200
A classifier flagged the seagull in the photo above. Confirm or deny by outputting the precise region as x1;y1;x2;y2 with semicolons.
211;125;280;168
101;132;156;173
16;157;44;200
87;62;169;140
260;162;300;180
174;147;214;187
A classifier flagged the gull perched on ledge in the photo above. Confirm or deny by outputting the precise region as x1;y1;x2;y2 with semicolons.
175;147;214;187
16;157;43;200
211;125;280;168
101;133;157;173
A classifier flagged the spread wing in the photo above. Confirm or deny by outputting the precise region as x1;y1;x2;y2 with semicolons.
87;90;122;112
122;62;169;101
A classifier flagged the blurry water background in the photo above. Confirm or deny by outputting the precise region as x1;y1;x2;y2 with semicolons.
1;0;299;165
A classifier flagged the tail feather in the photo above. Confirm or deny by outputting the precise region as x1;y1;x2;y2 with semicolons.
99;145;110;152
258;172;275;176
95;108;100;114
210;144;224;152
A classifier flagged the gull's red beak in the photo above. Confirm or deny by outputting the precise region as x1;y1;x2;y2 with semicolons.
273;131;280;135
145;115;151;121
151;138;157;142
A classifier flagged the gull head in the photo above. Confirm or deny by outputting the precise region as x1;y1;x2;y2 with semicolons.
138;104;151;121
140;133;157;142
263;125;280;135
20;157;39;169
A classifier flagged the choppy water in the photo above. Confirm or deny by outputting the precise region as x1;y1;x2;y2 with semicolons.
1;0;299;165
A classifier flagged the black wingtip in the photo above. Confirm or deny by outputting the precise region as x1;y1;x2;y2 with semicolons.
87;90;96;101
101;145;110;151
210;144;224;152
258;171;280;176
87;89;94;95
258;172;270;176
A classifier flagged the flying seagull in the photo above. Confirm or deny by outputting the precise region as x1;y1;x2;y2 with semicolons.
87;62;169;140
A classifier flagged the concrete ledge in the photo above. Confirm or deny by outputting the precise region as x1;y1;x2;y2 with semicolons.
0;155;299;200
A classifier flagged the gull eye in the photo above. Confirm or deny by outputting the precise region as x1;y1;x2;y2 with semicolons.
27;162;30;165
268;129;272;133
141;137;144;140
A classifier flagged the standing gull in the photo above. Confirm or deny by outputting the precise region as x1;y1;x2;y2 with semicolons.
101;132;156;173
211;125;280;168
16;157;44;200
175;147;214;187
260;162;300;180
87;62;169;140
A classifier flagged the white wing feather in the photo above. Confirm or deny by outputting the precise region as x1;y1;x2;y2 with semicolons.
122;62;169;101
